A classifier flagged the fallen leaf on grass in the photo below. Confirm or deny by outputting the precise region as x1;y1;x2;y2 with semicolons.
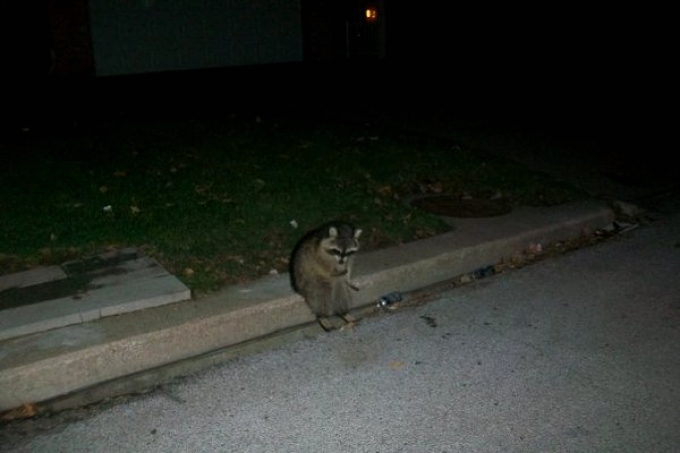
419;180;444;194
194;184;211;195
376;185;393;197
224;255;245;264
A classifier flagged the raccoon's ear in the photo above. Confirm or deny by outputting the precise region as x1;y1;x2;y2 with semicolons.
354;229;362;239
328;226;338;237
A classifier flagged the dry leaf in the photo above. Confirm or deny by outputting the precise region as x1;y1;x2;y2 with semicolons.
1;403;37;421
427;181;444;193
377;185;392;196
225;255;245;264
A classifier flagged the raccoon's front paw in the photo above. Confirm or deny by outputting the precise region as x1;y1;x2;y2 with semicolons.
318;313;358;331
318;316;346;331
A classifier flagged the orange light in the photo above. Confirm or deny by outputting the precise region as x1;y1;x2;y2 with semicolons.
365;8;377;22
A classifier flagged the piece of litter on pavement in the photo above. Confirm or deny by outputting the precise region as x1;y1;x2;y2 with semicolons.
472;265;495;279
614;221;639;233
377;291;403;308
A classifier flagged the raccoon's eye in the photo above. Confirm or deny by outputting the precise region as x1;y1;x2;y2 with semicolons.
326;249;342;256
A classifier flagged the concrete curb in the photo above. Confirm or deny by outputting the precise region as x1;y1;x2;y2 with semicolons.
0;199;615;412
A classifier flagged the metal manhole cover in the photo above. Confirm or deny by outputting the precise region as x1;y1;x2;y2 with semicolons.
410;195;512;218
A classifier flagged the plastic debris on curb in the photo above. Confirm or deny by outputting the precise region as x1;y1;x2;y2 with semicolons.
613;220;639;234
472;265;496;279
377;291;403;308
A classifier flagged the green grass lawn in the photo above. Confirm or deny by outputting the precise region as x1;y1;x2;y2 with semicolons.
0;111;585;294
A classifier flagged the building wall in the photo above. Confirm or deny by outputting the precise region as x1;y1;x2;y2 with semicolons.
87;0;303;76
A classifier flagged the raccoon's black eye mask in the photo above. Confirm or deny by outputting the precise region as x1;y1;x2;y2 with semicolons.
327;248;355;257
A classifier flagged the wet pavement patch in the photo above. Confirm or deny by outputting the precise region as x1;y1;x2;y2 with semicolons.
0;276;91;311
0;248;191;341
0;249;142;312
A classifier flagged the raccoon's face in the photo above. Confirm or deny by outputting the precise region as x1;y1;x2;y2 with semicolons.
321;225;362;266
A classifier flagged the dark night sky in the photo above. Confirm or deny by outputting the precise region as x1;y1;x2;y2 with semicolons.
383;2;660;139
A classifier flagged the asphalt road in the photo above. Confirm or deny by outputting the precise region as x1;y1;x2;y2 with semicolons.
2;189;679;452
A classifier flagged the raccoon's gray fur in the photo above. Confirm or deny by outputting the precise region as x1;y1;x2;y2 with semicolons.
290;221;362;318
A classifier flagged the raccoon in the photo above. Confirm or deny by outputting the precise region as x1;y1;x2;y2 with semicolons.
290;221;362;318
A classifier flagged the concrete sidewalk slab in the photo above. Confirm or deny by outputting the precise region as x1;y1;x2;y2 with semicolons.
0;266;67;293
0;200;615;412
0;248;191;342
